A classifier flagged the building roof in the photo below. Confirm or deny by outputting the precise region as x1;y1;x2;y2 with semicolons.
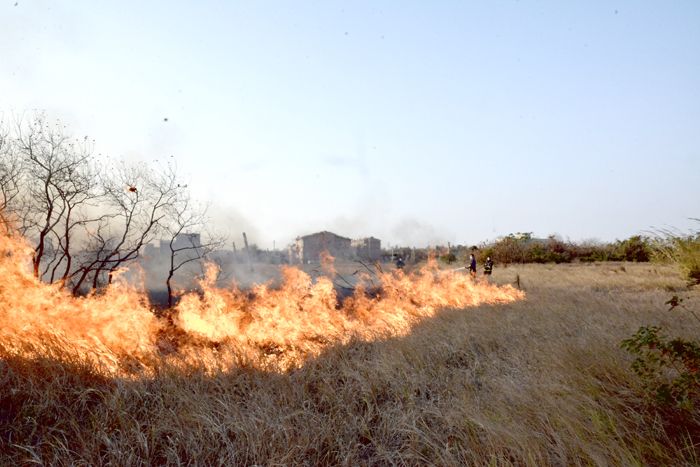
298;231;352;241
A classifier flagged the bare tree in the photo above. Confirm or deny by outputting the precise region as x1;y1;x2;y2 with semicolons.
68;159;186;295
163;190;226;308
0;117;24;228
2;112;213;298
12;112;105;282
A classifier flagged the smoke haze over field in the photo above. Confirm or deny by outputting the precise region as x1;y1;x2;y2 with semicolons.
2;1;699;247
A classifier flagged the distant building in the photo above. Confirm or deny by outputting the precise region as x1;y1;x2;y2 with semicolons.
144;243;157;256
173;233;201;250
144;233;203;258
290;231;352;264
351;237;381;261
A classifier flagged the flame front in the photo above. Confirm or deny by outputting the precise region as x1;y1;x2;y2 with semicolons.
0;223;158;368
0;223;525;373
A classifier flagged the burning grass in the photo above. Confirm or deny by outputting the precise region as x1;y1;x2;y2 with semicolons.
0;220;523;374
2;219;700;465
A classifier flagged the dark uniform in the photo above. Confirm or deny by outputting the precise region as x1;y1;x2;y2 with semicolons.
468;255;476;277
483;257;493;275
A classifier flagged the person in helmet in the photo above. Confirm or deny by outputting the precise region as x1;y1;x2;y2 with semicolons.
396;256;405;270
483;256;494;276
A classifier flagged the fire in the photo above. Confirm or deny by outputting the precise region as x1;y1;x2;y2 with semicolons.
0;223;159;369
0;220;525;373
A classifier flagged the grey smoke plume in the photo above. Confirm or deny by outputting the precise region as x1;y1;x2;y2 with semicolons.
390;218;454;248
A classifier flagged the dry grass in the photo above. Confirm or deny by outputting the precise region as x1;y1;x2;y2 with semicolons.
2;262;700;466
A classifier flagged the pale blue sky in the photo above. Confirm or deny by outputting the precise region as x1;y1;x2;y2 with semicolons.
2;1;698;248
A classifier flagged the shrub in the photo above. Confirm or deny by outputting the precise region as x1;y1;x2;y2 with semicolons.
439;253;456;264
488;235;526;265
613;236;651;262
525;242;547;264
475;247;494;264
476;234;651;266
578;244;615;262
621;296;700;407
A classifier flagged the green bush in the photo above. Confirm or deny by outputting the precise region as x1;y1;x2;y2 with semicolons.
476;234;651;266
487;234;527;265
621;297;700;407
613;236;651;262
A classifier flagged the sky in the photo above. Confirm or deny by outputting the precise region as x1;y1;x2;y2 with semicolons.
1;0;699;249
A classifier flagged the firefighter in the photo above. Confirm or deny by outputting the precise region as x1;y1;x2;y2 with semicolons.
396;256;405;270
483;256;494;276
468;254;476;278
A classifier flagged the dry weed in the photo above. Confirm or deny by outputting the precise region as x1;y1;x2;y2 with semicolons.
1;262;699;466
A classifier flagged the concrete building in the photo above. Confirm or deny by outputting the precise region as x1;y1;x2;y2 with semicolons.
351;237;381;261
173;233;201;250
290;231;352;264
142;233;203;258
156;233;202;253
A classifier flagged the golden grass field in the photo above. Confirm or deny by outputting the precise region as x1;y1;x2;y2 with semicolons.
1;262;699;466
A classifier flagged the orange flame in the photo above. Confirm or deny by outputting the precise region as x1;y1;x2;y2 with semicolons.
318;250;337;278
0;221;525;373
0;220;159;370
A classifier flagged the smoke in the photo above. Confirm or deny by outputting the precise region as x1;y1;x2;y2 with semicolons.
206;203;261;243
316;211;456;249
390;218;455;248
